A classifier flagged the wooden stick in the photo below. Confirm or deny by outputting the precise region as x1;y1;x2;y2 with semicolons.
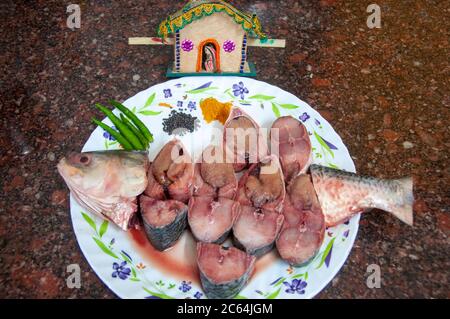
128;37;174;45
128;37;286;48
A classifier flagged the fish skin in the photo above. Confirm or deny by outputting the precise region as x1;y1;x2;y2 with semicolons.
57;151;148;230
140;195;188;251
310;164;414;226
197;243;255;299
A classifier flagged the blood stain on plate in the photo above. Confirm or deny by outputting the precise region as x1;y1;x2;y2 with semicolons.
128;228;278;284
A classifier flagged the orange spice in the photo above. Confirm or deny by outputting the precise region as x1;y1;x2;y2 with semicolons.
158;102;173;108
199;97;232;125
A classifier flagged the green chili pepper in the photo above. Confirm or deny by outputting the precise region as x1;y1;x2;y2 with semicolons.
120;113;149;149
109;99;154;143
92;118;133;150
95;103;144;150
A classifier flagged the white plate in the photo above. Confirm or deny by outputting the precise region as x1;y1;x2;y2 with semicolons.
71;76;359;299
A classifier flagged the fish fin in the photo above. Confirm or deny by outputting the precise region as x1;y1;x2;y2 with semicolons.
390;177;414;226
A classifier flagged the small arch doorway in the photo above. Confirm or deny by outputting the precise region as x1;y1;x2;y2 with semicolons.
196;39;221;73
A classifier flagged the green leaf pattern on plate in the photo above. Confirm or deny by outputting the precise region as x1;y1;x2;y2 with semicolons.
271;102;281;118
249;94;275;100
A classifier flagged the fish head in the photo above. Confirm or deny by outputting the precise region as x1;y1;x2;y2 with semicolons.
57;151;149;230
58;152;109;189
58;151;148;196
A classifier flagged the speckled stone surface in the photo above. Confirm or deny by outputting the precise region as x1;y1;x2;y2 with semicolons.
0;0;448;298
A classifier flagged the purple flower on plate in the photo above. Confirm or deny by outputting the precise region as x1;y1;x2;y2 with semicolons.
315;119;321;126
192;81;212;91
187;101;196;111
103;126;117;141
223;40;236;53
175;83;183;88
181;39;194;52
343;230;350;238
194;291;203;299
163;89;172;98
112;261;131;280
232;81;249;100
179;280;192;293
299;112;310;122
177;101;183;108
283;279;307;294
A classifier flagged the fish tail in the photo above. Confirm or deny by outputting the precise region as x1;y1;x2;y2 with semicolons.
389;177;414;226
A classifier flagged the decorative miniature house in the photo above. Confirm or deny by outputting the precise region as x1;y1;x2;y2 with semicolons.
129;0;285;77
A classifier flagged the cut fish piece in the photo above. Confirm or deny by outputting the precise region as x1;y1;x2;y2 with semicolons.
197;243;256;299
233;205;284;257
150;139;194;203
146;139;194;204
192;145;237;199
276;225;323;267
144;163;165;200
223;107;268;172
271;116;312;183
310;164;414;226
287;174;322;212
188;196;239;244
277;174;325;266
236;155;285;213
140;195;187;251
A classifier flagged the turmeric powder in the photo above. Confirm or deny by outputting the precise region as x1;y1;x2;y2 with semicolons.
200;97;232;125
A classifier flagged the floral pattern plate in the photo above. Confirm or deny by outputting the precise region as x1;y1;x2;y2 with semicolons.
72;76;359;299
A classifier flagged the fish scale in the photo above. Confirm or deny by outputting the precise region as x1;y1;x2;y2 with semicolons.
310;164;414;227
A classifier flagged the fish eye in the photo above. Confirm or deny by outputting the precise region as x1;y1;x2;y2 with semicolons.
80;156;89;164
179;148;184;156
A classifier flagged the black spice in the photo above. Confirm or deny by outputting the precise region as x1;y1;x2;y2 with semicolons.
162;110;199;136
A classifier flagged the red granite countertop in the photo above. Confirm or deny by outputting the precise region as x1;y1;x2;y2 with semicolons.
0;0;448;298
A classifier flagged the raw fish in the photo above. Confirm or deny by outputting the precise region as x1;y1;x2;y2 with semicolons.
140;195;188;251
57;151;148;230
197;243;255;299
